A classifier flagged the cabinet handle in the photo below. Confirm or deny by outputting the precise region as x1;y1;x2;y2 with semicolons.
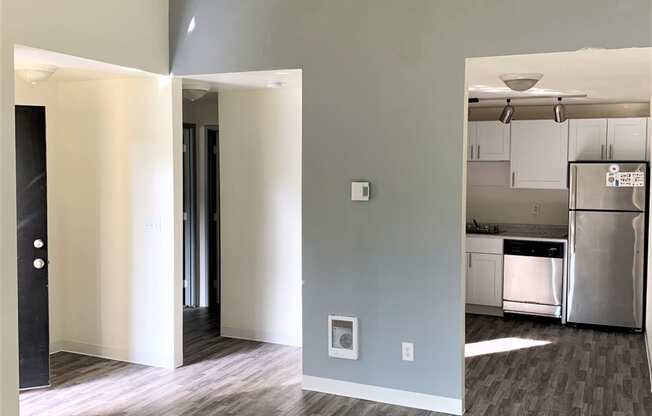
511;171;516;187
609;144;613;160
470;145;474;160
477;145;481;160
468;253;472;268
600;144;605;160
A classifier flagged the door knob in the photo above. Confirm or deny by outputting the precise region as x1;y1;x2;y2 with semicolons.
33;239;45;249
33;258;46;270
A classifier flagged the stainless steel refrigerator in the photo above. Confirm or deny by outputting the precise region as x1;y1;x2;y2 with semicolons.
568;162;648;330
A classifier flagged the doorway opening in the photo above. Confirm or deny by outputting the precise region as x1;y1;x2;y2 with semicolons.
180;70;303;364
14;44;179;404
183;122;198;307
462;47;652;414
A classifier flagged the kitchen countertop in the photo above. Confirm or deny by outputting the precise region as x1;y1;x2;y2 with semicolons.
466;223;568;243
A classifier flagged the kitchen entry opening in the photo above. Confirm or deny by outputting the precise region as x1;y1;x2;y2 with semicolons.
462;47;652;412
179;70;303;364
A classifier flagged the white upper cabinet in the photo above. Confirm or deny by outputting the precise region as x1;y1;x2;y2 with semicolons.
607;117;648;161
467;121;477;161
467;121;510;161
510;120;568;189
569;118;648;161
569;119;607;161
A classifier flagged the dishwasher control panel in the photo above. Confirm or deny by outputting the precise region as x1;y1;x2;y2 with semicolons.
503;239;564;258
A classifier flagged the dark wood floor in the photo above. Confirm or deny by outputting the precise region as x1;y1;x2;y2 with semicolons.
19;310;652;415
465;315;652;416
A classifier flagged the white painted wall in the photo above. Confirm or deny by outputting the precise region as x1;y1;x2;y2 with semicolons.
1;3;171;414
13;76;178;369
183;94;218;307
219;86;302;347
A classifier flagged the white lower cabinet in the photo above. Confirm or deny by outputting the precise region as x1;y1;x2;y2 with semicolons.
466;252;503;307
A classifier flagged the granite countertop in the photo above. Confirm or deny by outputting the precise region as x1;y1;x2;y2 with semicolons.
466;223;568;242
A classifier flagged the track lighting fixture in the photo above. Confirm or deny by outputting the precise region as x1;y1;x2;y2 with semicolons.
499;99;514;124
553;97;566;123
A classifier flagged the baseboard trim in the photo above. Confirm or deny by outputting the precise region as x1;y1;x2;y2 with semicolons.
302;375;463;415
645;332;652;392
50;340;174;369
221;326;301;348
465;304;503;317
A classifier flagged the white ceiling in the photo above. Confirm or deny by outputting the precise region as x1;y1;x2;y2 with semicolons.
182;69;302;91
14;45;152;81
468;48;651;106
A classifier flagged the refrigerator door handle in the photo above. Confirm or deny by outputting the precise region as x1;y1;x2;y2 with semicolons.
569;211;576;254
569;165;578;209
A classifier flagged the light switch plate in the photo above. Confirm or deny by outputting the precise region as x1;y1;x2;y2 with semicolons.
351;181;370;201
402;342;414;361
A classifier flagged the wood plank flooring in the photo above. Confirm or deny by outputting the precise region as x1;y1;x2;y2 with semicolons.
19;310;652;415
465;315;652;416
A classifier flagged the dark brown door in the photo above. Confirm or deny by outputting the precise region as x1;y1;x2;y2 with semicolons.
16;105;50;389
207;127;220;315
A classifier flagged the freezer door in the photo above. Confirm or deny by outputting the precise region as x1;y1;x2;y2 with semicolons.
567;210;645;329
569;162;646;211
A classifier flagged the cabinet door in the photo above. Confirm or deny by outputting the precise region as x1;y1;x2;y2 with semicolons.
466;253;503;307
607;117;648;161
568;119;607;161
511;120;569;189
467;121;477;161
475;121;510;161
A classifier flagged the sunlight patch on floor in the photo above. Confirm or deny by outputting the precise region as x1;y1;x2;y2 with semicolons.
465;337;551;358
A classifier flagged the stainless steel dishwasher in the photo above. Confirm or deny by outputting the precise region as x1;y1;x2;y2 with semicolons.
503;239;564;318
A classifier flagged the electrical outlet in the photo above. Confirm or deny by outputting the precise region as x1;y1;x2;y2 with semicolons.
402;342;414;362
531;203;542;216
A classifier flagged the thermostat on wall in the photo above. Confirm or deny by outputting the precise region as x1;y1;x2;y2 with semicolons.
328;315;359;360
351;181;370;201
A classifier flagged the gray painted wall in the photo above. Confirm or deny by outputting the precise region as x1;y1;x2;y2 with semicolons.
170;0;650;401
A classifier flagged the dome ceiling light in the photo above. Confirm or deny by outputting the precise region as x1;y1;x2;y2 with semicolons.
182;80;211;102
16;64;58;85
499;73;543;92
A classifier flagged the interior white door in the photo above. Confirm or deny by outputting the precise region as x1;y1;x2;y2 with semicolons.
474;121;510;161
467;121;477;161
466;253;503;307
568;119;607;161
510;120;569;189
607;117;648;161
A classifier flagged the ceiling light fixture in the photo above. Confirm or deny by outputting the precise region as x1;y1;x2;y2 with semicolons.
499;99;514;124
499;73;543;92
182;80;211;102
16;64;58;85
553;97;566;123
266;81;286;89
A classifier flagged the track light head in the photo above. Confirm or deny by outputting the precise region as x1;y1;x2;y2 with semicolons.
499;99;514;124
553;97;566;123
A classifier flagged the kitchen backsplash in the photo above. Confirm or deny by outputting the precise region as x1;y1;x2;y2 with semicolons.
466;162;569;225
